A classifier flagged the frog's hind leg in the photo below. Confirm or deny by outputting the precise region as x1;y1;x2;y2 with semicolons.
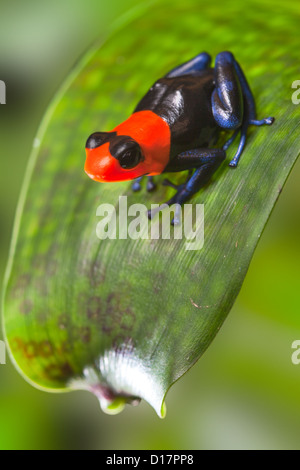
211;51;274;167
165;52;211;78
228;56;274;167
148;147;226;224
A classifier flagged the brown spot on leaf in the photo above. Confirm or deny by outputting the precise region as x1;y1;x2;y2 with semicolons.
101;324;113;334
120;307;136;331
38;340;54;358
10;337;23;351
12;274;31;296
79;326;91;343
20;299;33;315
87;296;103;322
43;361;73;381
60;341;72;354
112;335;133;351
89;261;106;288
23;341;37;359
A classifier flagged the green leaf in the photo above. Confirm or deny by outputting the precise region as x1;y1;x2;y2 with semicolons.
2;0;299;417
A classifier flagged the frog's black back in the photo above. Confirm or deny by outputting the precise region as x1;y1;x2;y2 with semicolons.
134;68;218;159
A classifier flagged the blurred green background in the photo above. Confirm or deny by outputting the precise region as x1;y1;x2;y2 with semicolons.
0;0;299;450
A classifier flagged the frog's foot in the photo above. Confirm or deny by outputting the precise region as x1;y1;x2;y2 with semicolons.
146;176;156;192
131;176;143;192
131;176;156;192
148;149;225;225
249;117;275;126
223;129;239;151
222;116;275;167
147;178;192;225
147;194;182;225
228;116;275;168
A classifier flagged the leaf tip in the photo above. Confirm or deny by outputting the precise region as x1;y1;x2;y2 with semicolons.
159;400;167;419
70;348;169;418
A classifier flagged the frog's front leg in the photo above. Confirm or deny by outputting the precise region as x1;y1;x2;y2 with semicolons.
212;51;274;167
148;147;226;224
131;175;156;192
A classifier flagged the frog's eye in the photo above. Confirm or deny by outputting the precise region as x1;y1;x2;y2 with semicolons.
110;136;144;169
119;145;143;169
86;132;113;149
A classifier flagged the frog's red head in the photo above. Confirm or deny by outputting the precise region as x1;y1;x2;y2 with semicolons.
84;111;171;183
85;132;146;182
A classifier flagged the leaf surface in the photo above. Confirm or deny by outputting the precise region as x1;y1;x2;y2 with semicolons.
3;0;299;416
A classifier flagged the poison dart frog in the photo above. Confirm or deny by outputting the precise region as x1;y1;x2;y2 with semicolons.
85;51;274;223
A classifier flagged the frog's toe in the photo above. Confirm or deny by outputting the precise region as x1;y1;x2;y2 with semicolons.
249;117;275;126
171;204;182;225
146;176;156;192
131;176;143;191
132;182;141;191
147;207;159;220
147;193;181;221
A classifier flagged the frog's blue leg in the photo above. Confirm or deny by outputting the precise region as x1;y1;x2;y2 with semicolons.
165;52;211;78
148;147;225;224
146;176;156;191
131;175;156;192
212;52;244;130
212;51;274;167
223;129;239;151
131;176;143;192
